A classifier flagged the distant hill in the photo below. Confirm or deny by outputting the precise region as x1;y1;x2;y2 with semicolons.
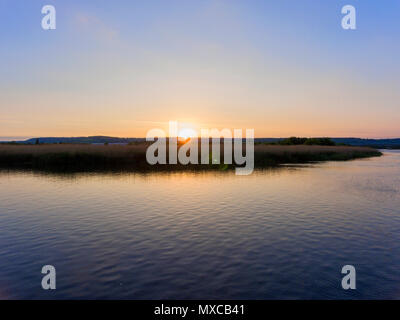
256;138;400;148
331;138;400;149
21;136;145;144
2;136;400;149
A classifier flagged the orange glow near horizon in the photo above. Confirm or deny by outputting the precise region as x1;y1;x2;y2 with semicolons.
3;118;400;140
178;128;198;140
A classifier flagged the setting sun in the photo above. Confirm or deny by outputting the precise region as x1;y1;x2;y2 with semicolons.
178;128;198;140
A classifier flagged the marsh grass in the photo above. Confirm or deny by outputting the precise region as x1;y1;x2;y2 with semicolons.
253;145;381;166
0;143;382;172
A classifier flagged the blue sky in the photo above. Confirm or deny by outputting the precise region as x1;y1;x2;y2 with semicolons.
1;0;399;138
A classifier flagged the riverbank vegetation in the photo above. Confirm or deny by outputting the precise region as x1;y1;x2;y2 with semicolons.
258;137;337;146
0;143;382;172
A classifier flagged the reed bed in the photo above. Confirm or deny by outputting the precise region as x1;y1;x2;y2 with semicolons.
0;143;382;172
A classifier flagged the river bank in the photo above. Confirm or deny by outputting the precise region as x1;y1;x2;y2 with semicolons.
0;143;382;172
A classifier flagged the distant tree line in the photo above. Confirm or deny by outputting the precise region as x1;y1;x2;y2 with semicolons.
266;137;336;146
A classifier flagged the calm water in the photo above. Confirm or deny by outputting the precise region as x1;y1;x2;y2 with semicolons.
0;151;400;299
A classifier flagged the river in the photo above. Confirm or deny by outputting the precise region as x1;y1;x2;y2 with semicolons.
0;151;399;299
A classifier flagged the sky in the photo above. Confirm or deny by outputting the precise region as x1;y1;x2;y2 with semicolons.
1;0;400;138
